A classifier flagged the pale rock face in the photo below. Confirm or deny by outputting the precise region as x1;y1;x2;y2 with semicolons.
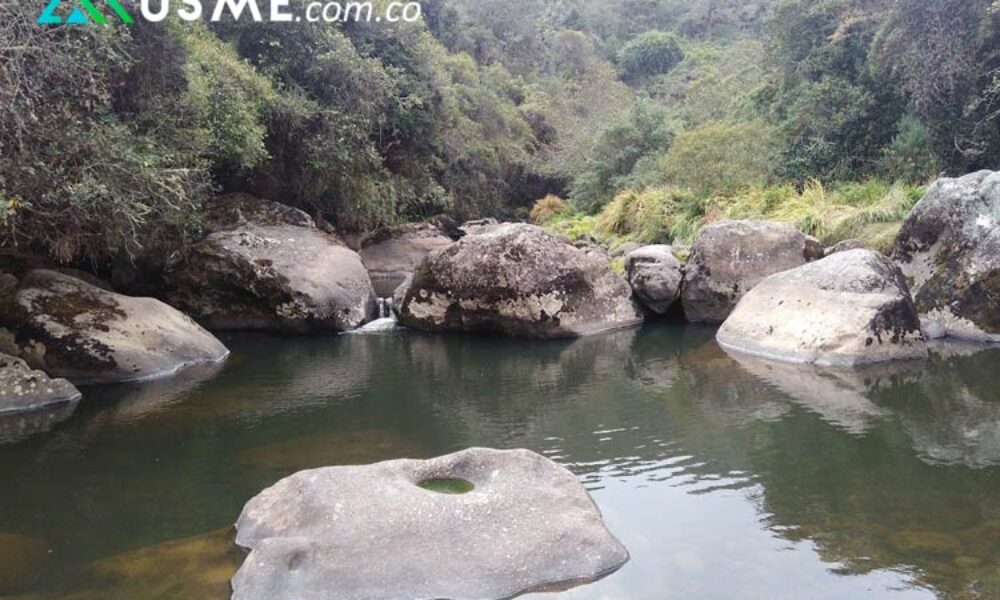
0;353;81;415
164;196;376;333
0;270;228;385
682;220;824;324
232;448;629;600
717;249;928;367
893;171;1000;343
398;223;643;338
359;224;455;297
626;245;683;315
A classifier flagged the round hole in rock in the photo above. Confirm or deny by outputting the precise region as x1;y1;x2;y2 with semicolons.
417;478;475;495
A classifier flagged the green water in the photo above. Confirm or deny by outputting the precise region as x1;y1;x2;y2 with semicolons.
1;324;1000;599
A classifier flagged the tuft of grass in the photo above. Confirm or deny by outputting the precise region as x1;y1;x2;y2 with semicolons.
530;194;572;225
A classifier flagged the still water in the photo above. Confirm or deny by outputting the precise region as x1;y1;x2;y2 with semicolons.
1;324;1000;599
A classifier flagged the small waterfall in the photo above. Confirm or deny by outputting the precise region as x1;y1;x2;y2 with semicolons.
352;297;399;334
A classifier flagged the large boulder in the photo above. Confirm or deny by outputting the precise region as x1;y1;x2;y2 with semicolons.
397;223;643;338
892;171;1000;342
717;249;928;366
359;223;454;297
682;220;824;323
0;270;228;384
164;197;376;333
232;448;628;600
0;353;81;415
626;245;683;315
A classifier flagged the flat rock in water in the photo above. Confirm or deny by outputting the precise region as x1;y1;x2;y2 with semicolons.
717;249;928;366
892;171;1000;342
0;270;229;385
232;448;629;600
0;353;81;415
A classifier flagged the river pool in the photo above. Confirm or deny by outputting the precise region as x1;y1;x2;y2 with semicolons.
1;324;999;599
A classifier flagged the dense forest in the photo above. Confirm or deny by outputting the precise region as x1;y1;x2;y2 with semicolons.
1;0;998;267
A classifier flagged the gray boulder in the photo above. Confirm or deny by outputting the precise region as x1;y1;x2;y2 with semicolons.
359;223;454;297
892;171;1000;342
717;249;928;366
0;270;228;384
682;220;823;323
232;448;628;600
397;223;643;338
626;245;683;314
165;197;376;333
0;353;80;415
825;239;866;256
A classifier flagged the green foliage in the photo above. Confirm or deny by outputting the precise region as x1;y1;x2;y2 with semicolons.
879;116;942;183
618;31;684;83
569;101;675;211
660;121;779;195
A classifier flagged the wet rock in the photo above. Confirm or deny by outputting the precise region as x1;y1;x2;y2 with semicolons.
610;242;642;259
718;250;928;366
0;532;47;593
359;223;454;297
892;171;1000;342
626;245;683;315
398;223;643;338
164;197;376;333
0;353;81;415
233;448;629;600
682;220;823;324
0;270;228;385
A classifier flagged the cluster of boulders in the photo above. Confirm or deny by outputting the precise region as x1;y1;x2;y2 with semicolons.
621;170;1000;366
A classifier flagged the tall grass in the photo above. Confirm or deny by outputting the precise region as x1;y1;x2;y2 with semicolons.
540;179;925;253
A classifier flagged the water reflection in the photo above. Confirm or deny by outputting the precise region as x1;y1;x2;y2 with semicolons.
0;326;998;599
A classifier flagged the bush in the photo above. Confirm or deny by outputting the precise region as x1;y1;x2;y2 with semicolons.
879;115;942;183
530;195;572;224
618;31;684;83
660;121;780;195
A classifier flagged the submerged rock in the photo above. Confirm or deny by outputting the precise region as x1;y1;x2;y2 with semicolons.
892;171;1000;342
165;197;376;333
717;250;928;366
359;223;454;297
682;220;823;324
397;223;643;338
626;245;683;315
233;448;628;600
0;353;80;415
0;270;228;385
0;532;48;593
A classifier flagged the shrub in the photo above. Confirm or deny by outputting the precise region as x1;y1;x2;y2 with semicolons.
879;115;942;183
660;120;780;195
618;31;684;83
530;195;572;224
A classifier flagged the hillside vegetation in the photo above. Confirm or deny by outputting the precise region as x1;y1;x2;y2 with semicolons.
1;0;998;268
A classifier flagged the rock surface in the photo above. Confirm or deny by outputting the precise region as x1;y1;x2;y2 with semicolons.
682;220;823;323
165;197;376;333
233;448;628;600
0;270;228;384
717;249;928;366
892;171;1000;342
398;223;643;338
0;353;80;415
626;245;683;315
359;223;454;297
